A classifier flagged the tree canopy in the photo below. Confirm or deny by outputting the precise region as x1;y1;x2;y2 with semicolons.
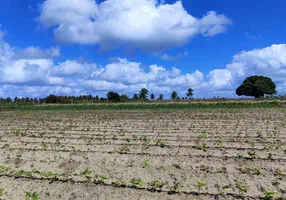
186;88;194;99
171;91;178;100
236;76;276;98
139;88;149;100
107;91;120;102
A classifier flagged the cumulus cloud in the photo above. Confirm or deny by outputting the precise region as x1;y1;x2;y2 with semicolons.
207;44;286;92
38;0;231;51
1;26;286;98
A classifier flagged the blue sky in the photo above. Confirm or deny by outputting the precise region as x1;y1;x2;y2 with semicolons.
0;0;286;98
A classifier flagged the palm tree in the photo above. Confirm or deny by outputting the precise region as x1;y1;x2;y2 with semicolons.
139;88;149;100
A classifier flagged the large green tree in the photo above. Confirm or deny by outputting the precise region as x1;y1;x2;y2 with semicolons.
236;75;276;98
107;91;120;102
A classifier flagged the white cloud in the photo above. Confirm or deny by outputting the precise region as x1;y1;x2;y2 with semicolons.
159;51;189;61
206;44;286;92
13;46;60;59
38;0;231;51
1;26;286;98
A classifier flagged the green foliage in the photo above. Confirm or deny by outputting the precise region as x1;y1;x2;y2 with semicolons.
81;169;93;176
139;88;149;100
171;91;178;100
150;93;155;100
169;182;183;194
149;181;166;189
259;190;278;200
129;178;145;187
235;180;249;194
186;88;194;99
195;181;207;193
236;76;276;98
4;101;281;111
25;192;40;200
0;188;4;196
155;140;169;147
107;92;121;102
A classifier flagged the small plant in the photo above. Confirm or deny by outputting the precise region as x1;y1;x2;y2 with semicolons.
132;135;138;140
81;169;92;176
235;180;248;194
13;129;21;136
274;169;285;176
142;159;149;168
0;188;4;196
169;182;183;194
0;165;11;173
268;153;277;159
247;151;256;159
95;174;108;184
155;140;168;147
216;167;227;173
125;138;131;143
199;143;208;152
149;181;166;190
217;184;232;195
195;181;207;193
256;131;263;138
199;133;208;139
259;190;278;200
239;167;261;175
25;192;40;200
129;178;145;187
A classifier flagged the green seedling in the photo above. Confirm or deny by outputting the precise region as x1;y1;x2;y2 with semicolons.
125;138;131;143
149;181;166;189
259;190;278;200
216;167;227;173
25;192;40;200
239;167;261;175
0;165;11;173
256;131;263;138
218;185;232;195
132;135;138;140
236;180;248;194
142;159;149;168
81;169;92;176
155;140;168;147
129;178;145;187
0;188;4;196
169;182;183;194
199;143;208;152
95;174;108;184
195;181;207;193
274;169;285;176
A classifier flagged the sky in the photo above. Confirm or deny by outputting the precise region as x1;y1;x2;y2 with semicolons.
0;0;286;99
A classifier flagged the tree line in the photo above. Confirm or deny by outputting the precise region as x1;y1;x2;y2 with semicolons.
0;88;194;104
